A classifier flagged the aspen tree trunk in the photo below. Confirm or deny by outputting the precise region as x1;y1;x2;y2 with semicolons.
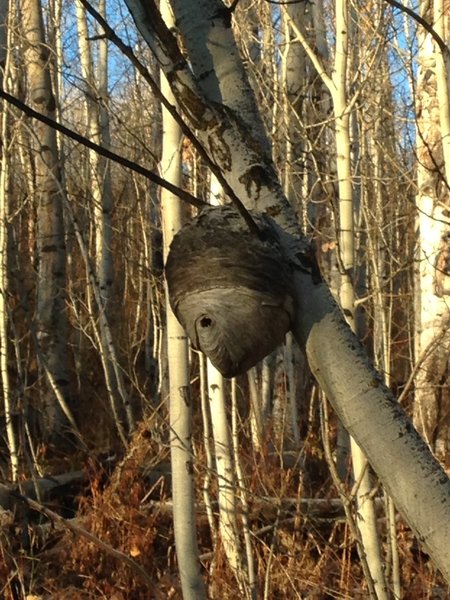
331;1;388;596
231;378;256;600
206;359;245;588
125;0;450;584
282;0;329;228
206;175;246;587
22;0;72;440
159;2;206;598
0;0;18;480
75;0;113;307
285;1;388;593
282;3;308;219
247;368;264;451
281;8;309;450
78;1;113;301
47;0;63;121
96;0;113;304
74;0;130;433
414;0;450;469
434;0;450;184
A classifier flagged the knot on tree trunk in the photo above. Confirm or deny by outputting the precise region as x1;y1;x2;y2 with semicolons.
165;205;295;377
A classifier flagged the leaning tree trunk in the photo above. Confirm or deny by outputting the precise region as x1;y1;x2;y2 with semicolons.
22;0;73;440
124;0;450;586
284;2;388;593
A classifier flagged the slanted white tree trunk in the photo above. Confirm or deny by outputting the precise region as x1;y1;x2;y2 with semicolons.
125;0;450;585
285;2;387;593
159;2;206;598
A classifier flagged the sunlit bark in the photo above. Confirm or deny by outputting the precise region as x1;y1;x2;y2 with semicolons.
159;2;206;598
0;0;18;480
22;0;73;439
414;0;450;469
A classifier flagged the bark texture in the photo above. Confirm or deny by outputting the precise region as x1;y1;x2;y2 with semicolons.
22;0;72;438
160;1;206;595
414;0;450;468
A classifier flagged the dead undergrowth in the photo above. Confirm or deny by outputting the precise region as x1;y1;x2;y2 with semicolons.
0;417;447;599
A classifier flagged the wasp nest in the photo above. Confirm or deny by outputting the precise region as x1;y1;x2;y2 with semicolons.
165;205;294;377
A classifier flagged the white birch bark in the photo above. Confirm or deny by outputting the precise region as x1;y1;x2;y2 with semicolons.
206;173;245;585
75;0;113;306
206;359;244;587
169;0;268;153
22;0;72;438
414;0;450;467
282;3;308;217
125;0;450;584
0;0;18;480
199;354;217;544
96;0;113;303
434;0;450;185
159;2;206;598
247;368;263;451
231;378;256;599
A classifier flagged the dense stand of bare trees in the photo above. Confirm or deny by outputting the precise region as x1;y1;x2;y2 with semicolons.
0;0;450;598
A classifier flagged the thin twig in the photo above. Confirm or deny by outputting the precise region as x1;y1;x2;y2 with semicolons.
398;327;449;404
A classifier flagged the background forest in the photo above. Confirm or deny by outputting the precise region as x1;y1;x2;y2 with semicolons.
0;0;449;598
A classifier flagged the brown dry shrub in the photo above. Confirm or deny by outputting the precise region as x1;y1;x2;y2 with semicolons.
34;420;177;599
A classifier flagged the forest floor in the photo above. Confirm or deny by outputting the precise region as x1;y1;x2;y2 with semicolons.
0;418;447;599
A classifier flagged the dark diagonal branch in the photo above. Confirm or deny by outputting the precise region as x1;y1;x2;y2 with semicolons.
384;0;450;57
0;87;206;210
79;0;263;238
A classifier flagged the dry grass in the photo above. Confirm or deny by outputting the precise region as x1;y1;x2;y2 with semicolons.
0;416;447;599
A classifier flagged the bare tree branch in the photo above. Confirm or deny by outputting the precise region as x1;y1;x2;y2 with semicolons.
384;0;450;57
0;87;206;209
78;0;262;237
